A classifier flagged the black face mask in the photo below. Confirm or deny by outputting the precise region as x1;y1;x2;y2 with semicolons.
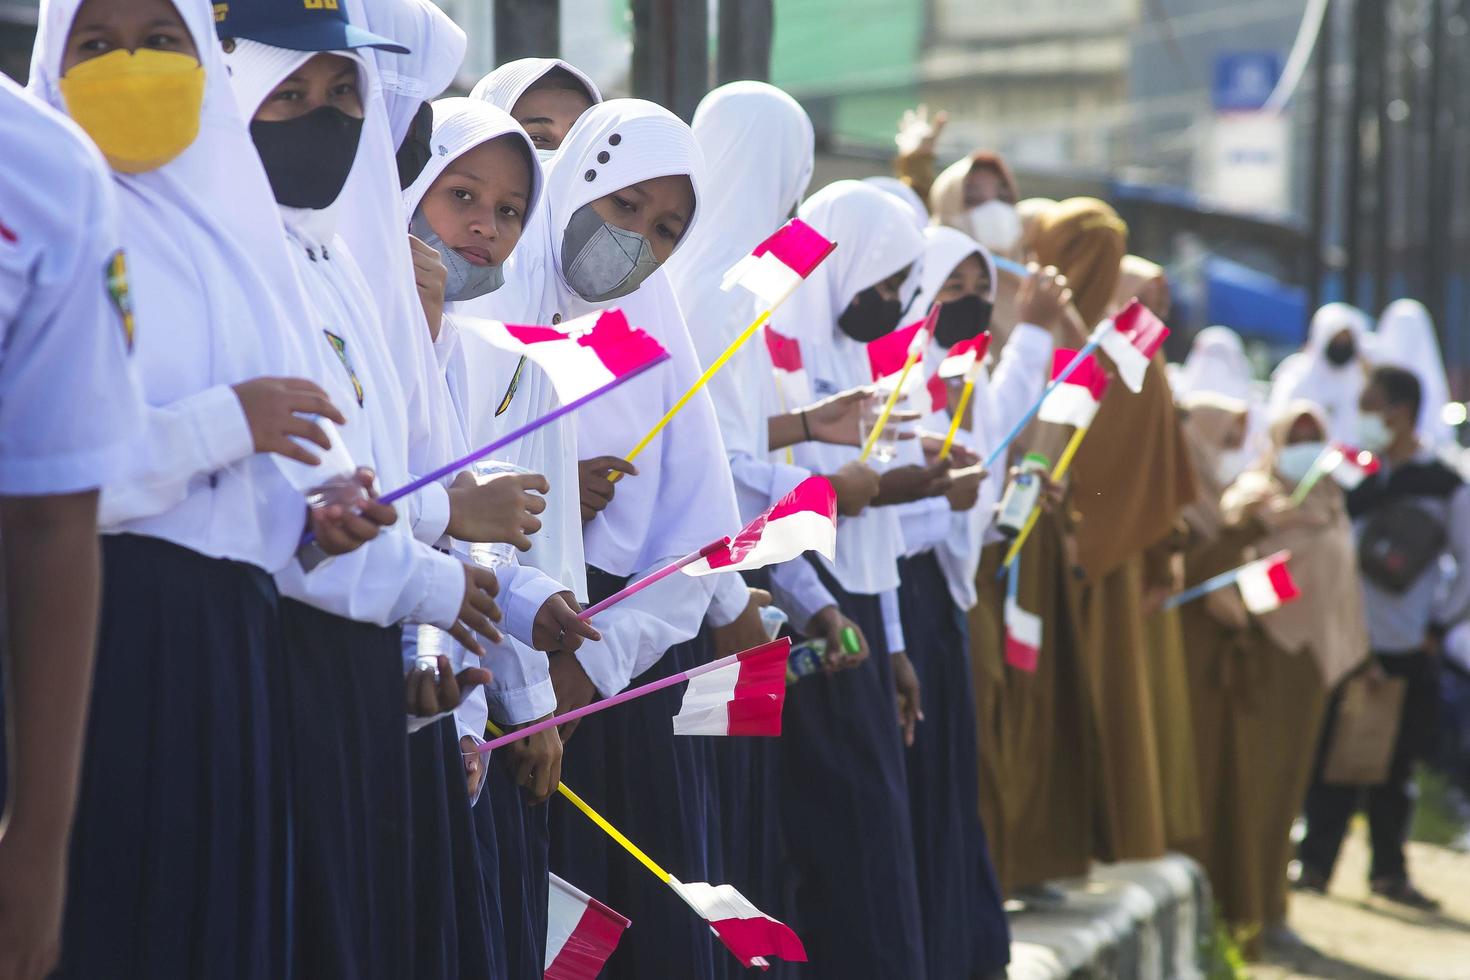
250;106;364;210
934;294;994;348
395;100;434;190
1324;337;1357;366
837;286;904;343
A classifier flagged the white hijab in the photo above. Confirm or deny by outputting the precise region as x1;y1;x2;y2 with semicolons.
1173;325;1253;402
1269;302;1371;445
529;98;740;575
864;175;930;231
30;0;325;567
469;57;603;114
773;181;926;594
666;81;814;473
360;0;466;148
1374;299;1454;448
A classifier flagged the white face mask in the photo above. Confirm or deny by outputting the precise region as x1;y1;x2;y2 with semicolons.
536;147;558;163
1357;412;1394;453
1276;441;1325;485
967;200;1022;254
1214;451;1247;487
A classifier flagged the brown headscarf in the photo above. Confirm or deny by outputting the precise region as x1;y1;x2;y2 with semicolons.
1179;392;1251;540
1017;197;1058;258
1111;254;1172;321
1222;402;1371;686
1032;198;1129;328
930;152;1020;228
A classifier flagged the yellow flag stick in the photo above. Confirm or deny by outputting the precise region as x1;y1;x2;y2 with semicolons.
858;351;920;463
1000;425;1089;569
484;721;671;882
937;374;976;461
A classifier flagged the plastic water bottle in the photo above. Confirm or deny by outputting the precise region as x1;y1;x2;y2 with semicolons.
996;452;1051;538
786;640;826;684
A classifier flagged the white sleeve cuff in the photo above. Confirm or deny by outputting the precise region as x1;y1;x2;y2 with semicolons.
410;481;452;546
498;563;566;649
202;384;257;472
409;548;466;630
705;573;750;628
880;588;906;654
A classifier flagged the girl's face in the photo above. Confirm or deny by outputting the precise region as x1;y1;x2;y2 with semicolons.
254;53;363;122
63;0;196;72
934;253;991;305
962;164;1014;208
588;174;694;264
421;136;533;270
1285;413;1326;446
512;85;593;151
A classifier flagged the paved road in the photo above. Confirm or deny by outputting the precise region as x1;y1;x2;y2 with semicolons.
1251;828;1470;980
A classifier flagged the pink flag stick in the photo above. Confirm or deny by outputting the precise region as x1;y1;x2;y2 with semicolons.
575;537;732;621
475;638;791;755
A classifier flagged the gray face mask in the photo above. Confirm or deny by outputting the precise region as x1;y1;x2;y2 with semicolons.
410;209;504;302
560;202;662;303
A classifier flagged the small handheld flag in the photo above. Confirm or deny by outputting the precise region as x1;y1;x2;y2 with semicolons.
764;326;812;408
1161;550;1301;613
1003;555;1041;672
1095;300;1170;393
1324;445;1380;490
464;309;667;403
867;317;933;393
682;477;837;576
1037;348;1110;430
722;217;838;307
859;304;940;462
612;220;837;480
544;875;630;980
476;639;792;754
672;640;789;737
938;332;992;380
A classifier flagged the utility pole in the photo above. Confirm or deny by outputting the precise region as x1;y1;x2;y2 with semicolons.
1343;0;1367;308
631;0;710;122
1371;0;1391;314
1307;0;1334;316
716;0;774;84
494;0;559;62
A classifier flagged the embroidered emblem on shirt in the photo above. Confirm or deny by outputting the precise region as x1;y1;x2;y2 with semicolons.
496;355;527;417
812;377;837;396
105;250;135;351
324;329;365;407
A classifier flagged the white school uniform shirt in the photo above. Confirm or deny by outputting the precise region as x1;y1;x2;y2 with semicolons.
501;100;742;697
665;81;835;629
772;181;927;654
893;227;1054;610
0;76;142;495
30;0;329;572
223;38;454;551
400;99;565;730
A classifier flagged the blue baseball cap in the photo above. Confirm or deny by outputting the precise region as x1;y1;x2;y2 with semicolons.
215;0;410;54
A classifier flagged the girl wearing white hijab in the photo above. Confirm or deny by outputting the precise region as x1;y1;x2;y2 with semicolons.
402;95;604;980
1374;299;1455;449
470;56;603;156
29;0;377;974
894;224;1056;979
223;27;533;980
1269;302;1372;445
766;179;931;979
506;98;741;979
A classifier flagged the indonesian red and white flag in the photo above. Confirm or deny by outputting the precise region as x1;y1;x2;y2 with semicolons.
722;217;837;307
466;309;667;403
1095;299;1170;393
544;874;630;980
669;879;808;970
681;477;837;576
1037;348;1110;429
1322;444;1381;490
1004;564;1042;673
925;373;949;414
1235;551;1301;614
672;639;789;737
938;332;992;379
764;326;812;408
866;317;933;395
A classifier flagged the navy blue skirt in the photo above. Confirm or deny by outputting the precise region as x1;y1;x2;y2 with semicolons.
898;550;1011;978
279;599;409;980
59;534;290;979
408;716;497;979
778;558;926;978
547;566;721;980
479;752;551;979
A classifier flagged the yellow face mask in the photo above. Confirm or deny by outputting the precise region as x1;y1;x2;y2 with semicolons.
60;48;205;174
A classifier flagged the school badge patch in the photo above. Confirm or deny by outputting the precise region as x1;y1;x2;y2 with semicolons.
495;354;526;417
105;250;135;351
324;329;364;407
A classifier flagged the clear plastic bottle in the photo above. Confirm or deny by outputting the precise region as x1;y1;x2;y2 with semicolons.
996;451;1051;538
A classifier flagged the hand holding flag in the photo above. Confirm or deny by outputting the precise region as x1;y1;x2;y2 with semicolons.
1161;550;1301;613
860;305;940;462
936;333;992;460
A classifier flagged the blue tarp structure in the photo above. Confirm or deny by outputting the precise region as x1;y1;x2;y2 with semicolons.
1204;255;1307;346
